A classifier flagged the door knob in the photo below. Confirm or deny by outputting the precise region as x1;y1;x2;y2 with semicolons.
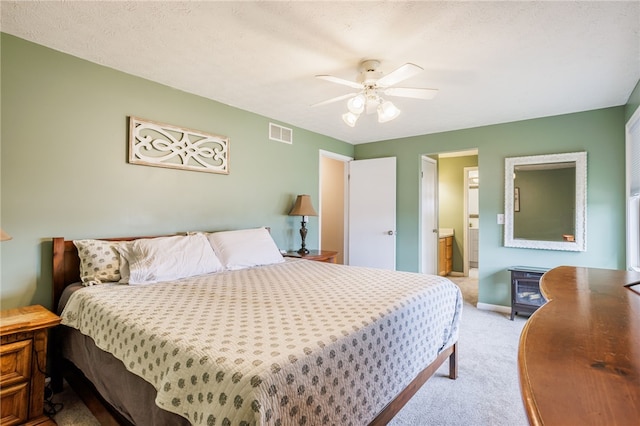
388;230;396;235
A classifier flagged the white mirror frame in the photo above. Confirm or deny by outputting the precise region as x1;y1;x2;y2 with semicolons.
504;151;587;251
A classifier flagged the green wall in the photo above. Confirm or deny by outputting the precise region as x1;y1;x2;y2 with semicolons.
355;107;627;308
438;155;478;273
0;34;354;310
2;33;636;312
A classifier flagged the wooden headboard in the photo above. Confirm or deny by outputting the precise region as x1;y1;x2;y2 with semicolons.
52;235;164;311
51;228;271;310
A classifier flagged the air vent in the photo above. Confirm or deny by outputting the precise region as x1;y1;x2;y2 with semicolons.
269;123;293;144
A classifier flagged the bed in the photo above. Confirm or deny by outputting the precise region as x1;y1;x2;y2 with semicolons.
51;228;462;425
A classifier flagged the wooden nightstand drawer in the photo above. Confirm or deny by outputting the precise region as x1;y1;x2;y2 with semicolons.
0;339;32;386
1;305;61;425
0;381;29;425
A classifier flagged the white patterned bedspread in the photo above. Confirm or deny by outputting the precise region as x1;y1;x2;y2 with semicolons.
61;259;462;425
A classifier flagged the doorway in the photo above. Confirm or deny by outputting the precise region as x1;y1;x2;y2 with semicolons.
319;152;398;269
420;149;478;278
319;150;351;264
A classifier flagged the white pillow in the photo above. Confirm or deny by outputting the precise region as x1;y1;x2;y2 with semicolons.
207;227;284;270
73;239;122;285
116;233;223;285
116;241;133;284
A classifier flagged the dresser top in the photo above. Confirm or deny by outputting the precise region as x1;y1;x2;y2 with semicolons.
519;266;640;425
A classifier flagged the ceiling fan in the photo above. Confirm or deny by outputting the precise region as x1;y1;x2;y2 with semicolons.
313;60;438;127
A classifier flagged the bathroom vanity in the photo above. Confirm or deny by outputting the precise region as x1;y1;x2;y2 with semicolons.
438;228;453;276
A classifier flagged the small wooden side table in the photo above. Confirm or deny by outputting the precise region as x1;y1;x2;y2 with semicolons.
1;305;61;426
285;250;338;263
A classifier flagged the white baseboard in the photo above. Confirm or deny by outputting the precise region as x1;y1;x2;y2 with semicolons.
476;302;511;315
448;271;464;277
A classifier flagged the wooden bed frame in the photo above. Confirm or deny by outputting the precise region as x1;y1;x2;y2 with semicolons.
51;236;458;425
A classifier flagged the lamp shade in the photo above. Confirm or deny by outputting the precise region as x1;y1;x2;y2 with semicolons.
377;100;401;123
342;111;359;127
347;94;366;114
289;195;318;217
0;228;12;241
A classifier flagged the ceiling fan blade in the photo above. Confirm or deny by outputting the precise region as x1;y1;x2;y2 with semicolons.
311;92;357;107
383;87;438;100
316;75;363;90
376;63;423;87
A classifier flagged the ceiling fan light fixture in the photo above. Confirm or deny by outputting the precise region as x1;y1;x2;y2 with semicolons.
347;94;366;114
315;60;433;127
377;100;401;123
342;111;360;127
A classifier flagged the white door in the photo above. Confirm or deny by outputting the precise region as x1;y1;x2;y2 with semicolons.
421;157;438;274
348;157;396;270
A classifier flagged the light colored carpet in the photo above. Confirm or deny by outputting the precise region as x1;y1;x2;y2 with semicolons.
52;271;528;425
449;268;479;307
389;272;528;425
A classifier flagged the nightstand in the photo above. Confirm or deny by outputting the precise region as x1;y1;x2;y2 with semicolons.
1;305;61;425
285;250;338;263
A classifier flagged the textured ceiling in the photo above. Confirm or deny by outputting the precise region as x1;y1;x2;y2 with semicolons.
2;1;639;144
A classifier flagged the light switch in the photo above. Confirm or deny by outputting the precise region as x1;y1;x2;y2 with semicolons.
497;214;505;225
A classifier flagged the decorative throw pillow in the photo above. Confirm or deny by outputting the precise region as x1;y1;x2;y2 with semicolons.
116;233;224;285
207;227;284;270
73;239;121;285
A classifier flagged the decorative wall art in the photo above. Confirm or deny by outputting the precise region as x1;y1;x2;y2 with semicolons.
128;116;229;174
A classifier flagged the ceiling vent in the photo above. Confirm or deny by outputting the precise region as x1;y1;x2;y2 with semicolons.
269;123;293;144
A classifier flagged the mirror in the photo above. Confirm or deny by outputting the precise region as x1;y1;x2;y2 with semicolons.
504;152;587;251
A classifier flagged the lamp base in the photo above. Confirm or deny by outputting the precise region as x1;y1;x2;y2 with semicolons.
297;219;310;255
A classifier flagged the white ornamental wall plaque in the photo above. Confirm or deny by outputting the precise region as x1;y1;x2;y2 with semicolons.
128;116;229;174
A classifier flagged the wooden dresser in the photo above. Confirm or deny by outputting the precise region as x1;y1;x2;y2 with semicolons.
518;266;640;425
1;305;61;425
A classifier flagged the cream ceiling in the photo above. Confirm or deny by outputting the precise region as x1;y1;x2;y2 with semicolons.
2;1;639;144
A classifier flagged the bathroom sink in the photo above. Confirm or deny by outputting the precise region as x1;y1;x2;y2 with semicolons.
439;228;454;238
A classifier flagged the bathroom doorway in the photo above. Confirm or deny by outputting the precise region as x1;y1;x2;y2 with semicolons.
420;149;478;278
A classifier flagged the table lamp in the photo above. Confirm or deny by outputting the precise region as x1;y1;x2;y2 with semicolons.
289;195;318;254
